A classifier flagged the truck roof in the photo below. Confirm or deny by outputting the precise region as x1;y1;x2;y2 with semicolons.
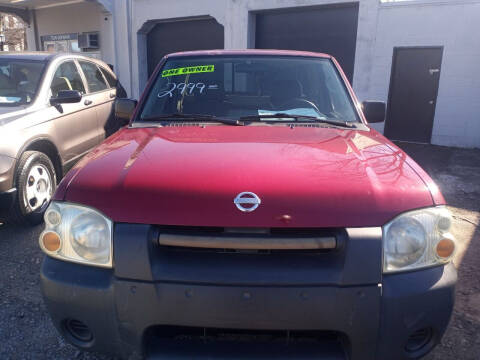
166;49;332;59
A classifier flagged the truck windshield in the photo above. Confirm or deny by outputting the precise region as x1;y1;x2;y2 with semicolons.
139;56;359;123
0;59;46;106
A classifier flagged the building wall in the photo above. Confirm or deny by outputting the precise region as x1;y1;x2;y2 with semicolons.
99;12;115;67
35;2;102;38
109;0;480;148
16;0;480;147
33;1;114;65
112;0;378;101
127;0;230;98
369;0;480;148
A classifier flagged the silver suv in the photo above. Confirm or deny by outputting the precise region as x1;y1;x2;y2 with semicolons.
0;52;126;225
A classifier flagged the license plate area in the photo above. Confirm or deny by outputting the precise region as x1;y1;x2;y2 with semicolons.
145;326;348;359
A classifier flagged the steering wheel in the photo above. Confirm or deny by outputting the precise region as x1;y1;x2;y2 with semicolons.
280;98;321;114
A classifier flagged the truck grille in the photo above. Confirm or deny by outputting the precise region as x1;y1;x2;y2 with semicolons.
157;226;341;253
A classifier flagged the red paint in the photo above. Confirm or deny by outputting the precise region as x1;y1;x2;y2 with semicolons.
54;51;444;228
56;125;440;227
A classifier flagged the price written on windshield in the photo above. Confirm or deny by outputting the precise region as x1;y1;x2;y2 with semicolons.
158;83;219;98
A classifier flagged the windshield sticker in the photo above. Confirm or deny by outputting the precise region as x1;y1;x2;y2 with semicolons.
158;82;220;98
162;65;215;77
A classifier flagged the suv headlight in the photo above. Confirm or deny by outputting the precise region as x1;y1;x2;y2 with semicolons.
383;206;455;273
39;201;113;268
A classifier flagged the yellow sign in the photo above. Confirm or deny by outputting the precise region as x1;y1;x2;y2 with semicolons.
162;65;215;77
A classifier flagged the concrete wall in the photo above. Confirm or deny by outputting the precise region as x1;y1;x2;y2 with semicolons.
111;0;378;101
32;1;114;65
18;0;480;147
124;0;229;98
368;0;480;148
108;0;479;148
35;2;103;38
99;12;115;67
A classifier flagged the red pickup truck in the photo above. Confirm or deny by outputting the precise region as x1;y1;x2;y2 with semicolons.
39;50;456;360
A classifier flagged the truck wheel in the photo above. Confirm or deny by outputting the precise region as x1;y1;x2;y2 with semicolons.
9;151;56;226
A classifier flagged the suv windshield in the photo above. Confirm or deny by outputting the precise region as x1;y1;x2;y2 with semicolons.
0;59;46;106
139;56;360;123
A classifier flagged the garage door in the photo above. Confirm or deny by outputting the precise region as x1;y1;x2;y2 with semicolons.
255;3;359;83
147;18;224;76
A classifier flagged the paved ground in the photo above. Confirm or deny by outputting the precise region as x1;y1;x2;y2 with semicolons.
0;143;478;359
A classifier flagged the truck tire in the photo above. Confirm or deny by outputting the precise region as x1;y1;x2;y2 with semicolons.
8;151;56;226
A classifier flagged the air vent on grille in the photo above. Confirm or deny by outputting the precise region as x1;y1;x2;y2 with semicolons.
285;123;327;128
164;122;202;127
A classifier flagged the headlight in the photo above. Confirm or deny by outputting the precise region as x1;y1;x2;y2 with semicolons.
39;202;113;268
383;206;455;273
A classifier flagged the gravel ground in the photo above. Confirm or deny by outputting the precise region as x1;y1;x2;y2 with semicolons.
400;143;480;360
0;143;478;359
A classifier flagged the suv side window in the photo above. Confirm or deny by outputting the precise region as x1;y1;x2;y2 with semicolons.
99;66;117;88
50;61;86;97
99;65;127;98
79;61;108;93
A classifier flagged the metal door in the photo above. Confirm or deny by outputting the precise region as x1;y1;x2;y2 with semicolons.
384;47;443;143
254;4;359;83
78;60;113;143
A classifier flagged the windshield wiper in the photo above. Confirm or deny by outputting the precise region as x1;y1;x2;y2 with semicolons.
140;113;243;126
239;113;355;128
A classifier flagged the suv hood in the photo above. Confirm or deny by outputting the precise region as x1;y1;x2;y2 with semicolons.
58;126;442;228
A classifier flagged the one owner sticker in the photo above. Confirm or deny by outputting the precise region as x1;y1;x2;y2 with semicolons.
162;65;215;77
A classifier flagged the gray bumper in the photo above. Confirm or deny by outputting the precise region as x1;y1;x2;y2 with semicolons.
40;224;456;359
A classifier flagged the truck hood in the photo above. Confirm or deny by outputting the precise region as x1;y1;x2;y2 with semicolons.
58;125;442;228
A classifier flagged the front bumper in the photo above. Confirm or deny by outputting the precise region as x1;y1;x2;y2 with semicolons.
40;224;456;359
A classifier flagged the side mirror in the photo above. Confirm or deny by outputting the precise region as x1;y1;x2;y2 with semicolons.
362;101;386;123
115;98;137;121
50;90;82;105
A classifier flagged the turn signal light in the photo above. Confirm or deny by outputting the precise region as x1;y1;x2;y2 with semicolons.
436;238;455;259
41;231;61;252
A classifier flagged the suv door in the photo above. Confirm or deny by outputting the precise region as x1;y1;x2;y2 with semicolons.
98;65;124;137
78;60;115;140
50;60;99;165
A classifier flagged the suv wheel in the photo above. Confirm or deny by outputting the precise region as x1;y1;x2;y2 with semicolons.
9;151;56;226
